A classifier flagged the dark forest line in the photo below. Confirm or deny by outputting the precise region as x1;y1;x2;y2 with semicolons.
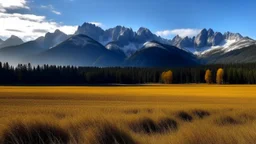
0;62;256;85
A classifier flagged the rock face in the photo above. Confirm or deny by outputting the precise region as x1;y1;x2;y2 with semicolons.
44;29;69;48
179;36;194;48
0;35;24;49
135;27;155;43
223;32;243;41
170;35;182;46
103;26;135;45
212;32;224;46
75;22;104;42
194;29;208;48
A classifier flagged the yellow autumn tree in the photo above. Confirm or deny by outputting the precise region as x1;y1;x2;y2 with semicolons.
161;71;166;83
161;70;173;84
205;69;212;84
216;68;224;84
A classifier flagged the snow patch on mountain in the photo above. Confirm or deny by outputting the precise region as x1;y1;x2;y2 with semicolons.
222;39;256;53
198;39;256;56
106;43;119;50
143;41;165;49
200;40;236;55
183;40;237;56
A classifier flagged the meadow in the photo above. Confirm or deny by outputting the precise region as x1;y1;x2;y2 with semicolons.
0;85;256;144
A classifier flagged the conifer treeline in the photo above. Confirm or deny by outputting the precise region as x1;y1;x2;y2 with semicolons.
0;62;256;85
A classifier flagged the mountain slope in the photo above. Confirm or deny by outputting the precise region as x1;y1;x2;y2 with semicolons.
0;35;23;49
201;39;256;64
0;41;45;65
126;41;198;67
32;34;125;67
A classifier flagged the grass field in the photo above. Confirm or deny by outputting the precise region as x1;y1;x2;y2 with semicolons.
0;85;256;144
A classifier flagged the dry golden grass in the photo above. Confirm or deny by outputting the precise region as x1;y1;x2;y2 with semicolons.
0;85;256;144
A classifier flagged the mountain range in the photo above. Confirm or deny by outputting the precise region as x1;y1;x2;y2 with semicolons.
1;22;256;67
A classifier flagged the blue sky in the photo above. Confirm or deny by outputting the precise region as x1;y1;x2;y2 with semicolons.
0;0;255;40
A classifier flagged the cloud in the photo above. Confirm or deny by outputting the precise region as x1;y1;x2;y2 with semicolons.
156;29;202;38
52;10;61;15
41;5;61;15
33;29;49;33
0;0;29;12
5;29;23;32
0;0;77;41
0;12;77;41
89;22;105;28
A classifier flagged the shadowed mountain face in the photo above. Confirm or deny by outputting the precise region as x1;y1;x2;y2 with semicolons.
126;41;199;67
30;34;125;67
202;44;256;64
0;41;45;65
44;30;69;49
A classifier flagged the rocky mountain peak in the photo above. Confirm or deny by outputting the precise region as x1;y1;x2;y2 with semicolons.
194;29;208;48
53;29;63;34
75;22;104;41
223;32;243;41
212;32;224;46
0;35;24;48
44;29;69;48
208;28;214;37
135;27;155;43
137;27;151;35
9;35;22;40
171;35;182;46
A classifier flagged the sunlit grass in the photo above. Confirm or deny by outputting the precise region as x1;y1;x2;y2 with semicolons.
0;85;256;143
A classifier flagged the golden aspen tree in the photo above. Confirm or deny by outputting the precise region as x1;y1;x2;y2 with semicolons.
161;71;166;83
216;68;224;84
165;70;173;84
205;69;212;84
161;70;173;84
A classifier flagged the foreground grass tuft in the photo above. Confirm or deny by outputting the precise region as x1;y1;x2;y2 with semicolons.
130;118;178;134
1;121;70;144
157;118;178;133
177;111;193;122
192;110;210;119
93;124;136;144
130;118;158;134
216;116;243;126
